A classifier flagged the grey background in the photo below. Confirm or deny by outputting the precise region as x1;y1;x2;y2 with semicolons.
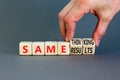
0;0;120;80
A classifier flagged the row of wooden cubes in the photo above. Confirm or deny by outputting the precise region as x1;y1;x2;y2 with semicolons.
19;38;95;56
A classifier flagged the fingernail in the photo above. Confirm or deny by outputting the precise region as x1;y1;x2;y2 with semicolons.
96;39;100;47
65;36;69;41
65;37;68;41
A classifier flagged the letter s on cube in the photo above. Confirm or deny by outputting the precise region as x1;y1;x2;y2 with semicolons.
19;41;32;55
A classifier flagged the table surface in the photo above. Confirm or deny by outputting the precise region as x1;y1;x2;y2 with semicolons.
0;52;120;80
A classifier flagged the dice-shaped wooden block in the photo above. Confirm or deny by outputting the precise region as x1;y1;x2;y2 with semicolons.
70;38;82;55
45;41;57;55
57;42;70;56
19;41;32;55
82;38;95;55
32;42;44;56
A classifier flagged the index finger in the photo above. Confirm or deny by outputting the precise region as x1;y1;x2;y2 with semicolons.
64;1;90;41
58;0;77;39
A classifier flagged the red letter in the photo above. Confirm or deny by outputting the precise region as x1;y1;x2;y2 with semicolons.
61;45;66;53
35;46;42;53
23;45;28;53
47;46;55;53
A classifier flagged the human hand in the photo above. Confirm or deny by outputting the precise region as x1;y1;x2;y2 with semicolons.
58;0;120;46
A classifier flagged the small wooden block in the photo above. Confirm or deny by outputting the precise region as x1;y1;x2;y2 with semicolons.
32;42;44;56
19;41;32;56
82;38;95;55
70;38;82;55
57;41;70;56
45;41;57;55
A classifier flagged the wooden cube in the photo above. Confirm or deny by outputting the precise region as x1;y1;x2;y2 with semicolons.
32;42;44;56
45;41;57;55
19;41;32;55
82;38;95;55
70;38;82;55
57;42;70;55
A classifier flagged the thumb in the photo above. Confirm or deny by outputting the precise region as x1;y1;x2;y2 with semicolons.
92;17;112;47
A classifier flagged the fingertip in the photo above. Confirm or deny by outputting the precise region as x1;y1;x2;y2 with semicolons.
65;31;74;42
65;33;73;42
60;29;66;40
62;34;66;40
93;37;100;47
65;36;70;41
96;39;100;47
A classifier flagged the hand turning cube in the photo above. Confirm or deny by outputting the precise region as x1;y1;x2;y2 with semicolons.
19;38;95;56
